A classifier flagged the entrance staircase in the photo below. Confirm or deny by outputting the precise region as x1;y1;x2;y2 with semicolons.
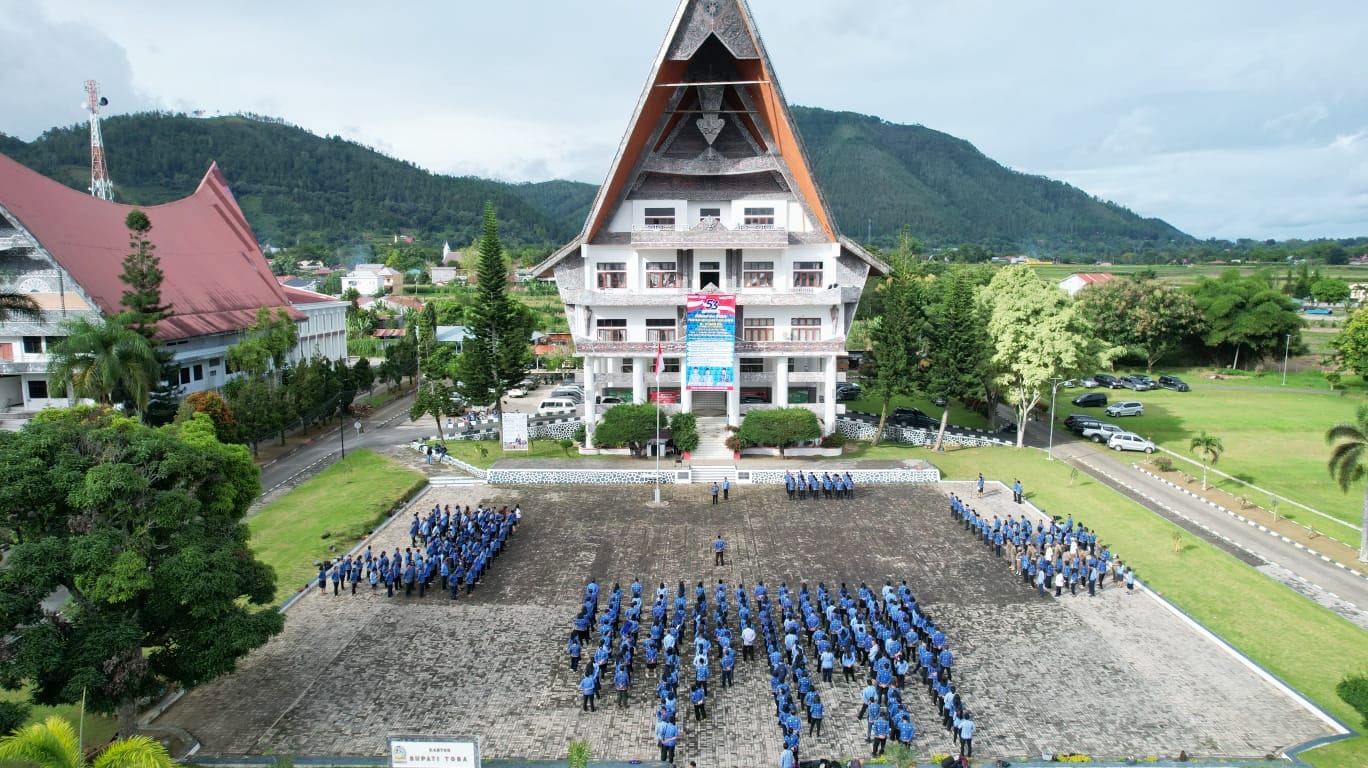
689;416;736;484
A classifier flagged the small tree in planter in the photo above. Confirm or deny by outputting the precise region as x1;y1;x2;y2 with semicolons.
736;407;821;458
566;739;591;768
670;412;700;454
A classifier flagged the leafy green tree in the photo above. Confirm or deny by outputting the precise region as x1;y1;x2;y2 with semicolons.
1077;278;1206;372
226;307;299;382
865;269;924;444
321;271;343;295
979;265;1109;447
1311;277;1351;305
0;409;282;736
1189;271;1304;367
270;250;299;277
177;390;239;443
0;292;41;322
457;202;531;442
0;715;174;768
1189;431;1224;491
409;378;459;441
45;317;162;416
117;210;172;340
592;403;661;454
1326;405;1368;562
917;265;992;449
385;324;418;388
352;355;375;393
222;375;286;456
669;412;700;454
1330;309;1368;380
735;408;822;457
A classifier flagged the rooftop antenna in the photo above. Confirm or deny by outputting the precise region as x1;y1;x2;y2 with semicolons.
83;80;114;200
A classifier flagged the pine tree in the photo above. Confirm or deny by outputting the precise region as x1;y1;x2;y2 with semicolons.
458;202;531;441
919;266;992;450
118;210;172;339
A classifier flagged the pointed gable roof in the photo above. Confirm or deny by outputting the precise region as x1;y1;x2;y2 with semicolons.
583;0;836;243
0;153;303;340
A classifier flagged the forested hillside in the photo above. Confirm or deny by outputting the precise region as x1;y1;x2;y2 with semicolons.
1;108;1188;253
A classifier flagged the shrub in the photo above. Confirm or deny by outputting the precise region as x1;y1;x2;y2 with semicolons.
669;412;700;453
0;700;30;737
558;437;574;457
572;424;587;444
736;407;821;457
1151;455;1173;472
1338;672;1368;728
821;430;847;448
567;739;591;768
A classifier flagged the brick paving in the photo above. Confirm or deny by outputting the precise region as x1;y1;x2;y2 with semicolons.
156;482;1336;766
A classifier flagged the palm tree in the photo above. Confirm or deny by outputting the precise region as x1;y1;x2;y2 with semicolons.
46;317;162;416
1326;404;1368;562
1189;430;1224;491
0;291;42;322
0;716;173;768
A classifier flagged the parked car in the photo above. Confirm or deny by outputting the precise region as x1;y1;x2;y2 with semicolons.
1105;400;1144;417
740;394;768;404
835;383;862;402
597;396;625;405
550;388;584;403
1094;374;1123;389
1080;422;1126;443
890;407;939;429
506;386;528;398
1071;392;1108;407
1066;416;1105;434
1108;432;1156;453
1079;376;1099;388
536;398;579;417
1158;375;1190;392
1119;375;1157;391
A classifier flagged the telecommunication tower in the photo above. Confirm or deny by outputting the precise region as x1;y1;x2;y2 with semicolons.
83;80;114;200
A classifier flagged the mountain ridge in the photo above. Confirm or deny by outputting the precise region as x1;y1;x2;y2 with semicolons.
0;108;1188;253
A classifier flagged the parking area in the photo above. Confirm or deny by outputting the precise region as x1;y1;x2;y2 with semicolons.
155;482;1336;766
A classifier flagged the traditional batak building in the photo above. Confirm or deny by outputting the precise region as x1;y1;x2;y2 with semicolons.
0;153;346;422
534;0;886;446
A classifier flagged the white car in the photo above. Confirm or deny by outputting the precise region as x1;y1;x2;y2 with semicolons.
1105;400;1144;417
1108;432;1155;454
506;386;527;398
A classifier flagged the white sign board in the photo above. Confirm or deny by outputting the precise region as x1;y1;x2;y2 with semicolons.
388;736;479;768
502;412;530;451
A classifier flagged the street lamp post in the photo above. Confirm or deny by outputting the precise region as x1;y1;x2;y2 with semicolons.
339;409;346;460
1047;377;1066;461
1281;333;1291;386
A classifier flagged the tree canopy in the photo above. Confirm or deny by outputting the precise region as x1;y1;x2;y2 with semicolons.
1076;278;1206;372
0;408;283;735
735;408;822;457
1189;271;1304;365
592;403;663;454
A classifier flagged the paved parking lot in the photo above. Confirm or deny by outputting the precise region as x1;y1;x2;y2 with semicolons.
156;482;1336;766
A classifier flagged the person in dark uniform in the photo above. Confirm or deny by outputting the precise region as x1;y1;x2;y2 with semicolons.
711;482;719;505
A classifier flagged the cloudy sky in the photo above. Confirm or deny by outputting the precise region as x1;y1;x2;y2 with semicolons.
3;0;1366;240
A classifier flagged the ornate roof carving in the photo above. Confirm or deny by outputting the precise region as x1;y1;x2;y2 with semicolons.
667;0;759;61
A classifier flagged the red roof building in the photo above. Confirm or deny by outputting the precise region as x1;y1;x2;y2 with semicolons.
1059;272;1117;297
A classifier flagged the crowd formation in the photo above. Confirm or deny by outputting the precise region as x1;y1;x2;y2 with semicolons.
783;470;857;500
948;490;1137;597
568;574;978;765
315;503;520;598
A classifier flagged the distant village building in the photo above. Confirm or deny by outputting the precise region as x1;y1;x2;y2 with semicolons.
1059;272;1116;297
429;265;462;285
533;0;887;440
342;264;403;296
0;154;345;423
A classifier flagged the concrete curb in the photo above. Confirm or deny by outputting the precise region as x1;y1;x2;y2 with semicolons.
1133;466;1367;582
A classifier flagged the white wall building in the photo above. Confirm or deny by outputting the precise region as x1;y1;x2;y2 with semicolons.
342;264;403;296
534;0;887;443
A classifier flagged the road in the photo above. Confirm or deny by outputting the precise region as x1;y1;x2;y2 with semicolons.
1015;414;1368;631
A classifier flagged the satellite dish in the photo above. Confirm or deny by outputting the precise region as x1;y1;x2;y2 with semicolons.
99;97;109;106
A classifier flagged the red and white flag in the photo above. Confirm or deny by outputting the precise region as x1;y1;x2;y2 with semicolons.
654;342;663;376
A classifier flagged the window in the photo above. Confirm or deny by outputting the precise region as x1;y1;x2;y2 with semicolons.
179;367;192;385
645;261;680;289
596;262;627;289
699;207;721;222
22;336;42;354
596;318;627;342
791;317;822;341
792;261;823;288
644;207;676;228
740;358;766;374
661;358;680;373
742;317;774;342
743;207;775;227
26;379;48;399
646;318;677;342
743;261;774;288
621;359;635;374
193;364;204;382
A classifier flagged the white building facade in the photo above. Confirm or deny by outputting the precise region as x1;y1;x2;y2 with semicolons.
535;0;886;442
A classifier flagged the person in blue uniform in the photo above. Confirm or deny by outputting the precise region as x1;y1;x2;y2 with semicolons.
579;670;597;712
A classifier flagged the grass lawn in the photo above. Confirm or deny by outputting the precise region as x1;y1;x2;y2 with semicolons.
428;437;630;469
921;445;1368;768
0;687;119;749
248;449;425;601
842;393;990;430
1060;376;1366;543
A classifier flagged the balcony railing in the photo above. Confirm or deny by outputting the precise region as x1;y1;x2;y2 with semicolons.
631;219;788;249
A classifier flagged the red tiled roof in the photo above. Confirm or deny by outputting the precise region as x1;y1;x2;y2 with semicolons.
372;328;405;338
1070;273;1116;285
0;153;303;340
280;285;342;304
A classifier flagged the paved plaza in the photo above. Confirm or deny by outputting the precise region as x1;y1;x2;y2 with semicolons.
156;481;1337;767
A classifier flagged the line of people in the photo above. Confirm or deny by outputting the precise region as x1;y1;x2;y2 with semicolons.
315;503;520;599
782;470;856;501
948;492;1137;597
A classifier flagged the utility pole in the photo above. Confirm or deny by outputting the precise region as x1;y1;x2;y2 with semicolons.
1281;334;1291;386
1047;377;1065;460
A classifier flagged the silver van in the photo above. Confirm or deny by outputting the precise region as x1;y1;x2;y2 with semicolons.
537;398;579;417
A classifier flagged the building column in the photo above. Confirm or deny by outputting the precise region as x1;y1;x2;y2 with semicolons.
727;382;741;428
822;354;837;435
680;373;693;413
633;357;647;403
583;358;598;448
774;356;789;406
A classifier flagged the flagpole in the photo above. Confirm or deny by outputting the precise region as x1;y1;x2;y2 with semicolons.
659;344;664;506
